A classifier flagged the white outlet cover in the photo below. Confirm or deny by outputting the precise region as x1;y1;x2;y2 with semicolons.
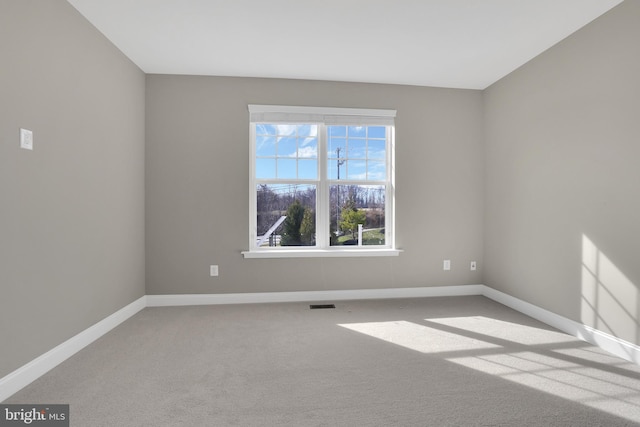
443;260;451;271
210;265;219;276
20;128;33;150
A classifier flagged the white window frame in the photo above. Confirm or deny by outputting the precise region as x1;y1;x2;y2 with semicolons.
242;105;400;258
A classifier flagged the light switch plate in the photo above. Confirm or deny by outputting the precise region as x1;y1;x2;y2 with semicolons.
20;128;33;150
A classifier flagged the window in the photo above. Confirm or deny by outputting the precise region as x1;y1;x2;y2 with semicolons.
244;105;398;258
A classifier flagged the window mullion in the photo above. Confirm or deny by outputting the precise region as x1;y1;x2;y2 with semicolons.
249;124;257;249
317;124;329;249
387;126;394;248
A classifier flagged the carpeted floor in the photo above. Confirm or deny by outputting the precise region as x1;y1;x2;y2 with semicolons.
5;296;640;426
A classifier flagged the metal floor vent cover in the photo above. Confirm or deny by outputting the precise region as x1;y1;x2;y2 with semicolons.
310;304;336;309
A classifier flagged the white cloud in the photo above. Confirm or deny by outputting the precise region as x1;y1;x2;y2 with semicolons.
296;146;317;158
300;136;317;147
276;124;297;136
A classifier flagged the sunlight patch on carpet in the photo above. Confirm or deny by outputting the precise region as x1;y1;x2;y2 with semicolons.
426;316;575;346
448;352;640;422
338;320;500;354
339;317;640;423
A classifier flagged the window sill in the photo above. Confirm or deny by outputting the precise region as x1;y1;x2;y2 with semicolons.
242;248;402;259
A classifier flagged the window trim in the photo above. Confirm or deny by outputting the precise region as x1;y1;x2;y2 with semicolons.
241;248;402;259
244;105;398;258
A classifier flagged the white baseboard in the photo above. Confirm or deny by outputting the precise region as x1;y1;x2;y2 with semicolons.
146;285;485;307
4;285;640;402
481;286;640;365
0;296;146;402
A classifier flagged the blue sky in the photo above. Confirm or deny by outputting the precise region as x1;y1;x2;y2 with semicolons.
256;124;386;181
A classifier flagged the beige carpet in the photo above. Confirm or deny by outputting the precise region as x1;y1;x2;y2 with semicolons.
5;296;640;426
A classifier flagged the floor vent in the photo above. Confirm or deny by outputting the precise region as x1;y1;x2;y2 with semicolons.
310;304;336;309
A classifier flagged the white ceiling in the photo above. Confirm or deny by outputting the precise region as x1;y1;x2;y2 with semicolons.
66;0;623;90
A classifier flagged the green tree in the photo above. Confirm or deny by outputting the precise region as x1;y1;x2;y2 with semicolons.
340;205;366;239
300;208;315;246
280;200;305;246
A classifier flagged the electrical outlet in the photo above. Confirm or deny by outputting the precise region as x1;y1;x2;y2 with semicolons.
470;261;477;271
443;260;451;271
20;128;33;150
210;265;219;277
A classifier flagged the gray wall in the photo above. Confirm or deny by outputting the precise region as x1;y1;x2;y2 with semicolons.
484;1;640;344
146;76;484;294
0;0;146;378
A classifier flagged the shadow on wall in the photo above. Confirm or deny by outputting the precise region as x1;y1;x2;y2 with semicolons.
582;234;640;349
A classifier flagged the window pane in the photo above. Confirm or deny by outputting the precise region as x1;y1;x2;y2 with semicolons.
278;137;297;157
277;159;296;179
298;137;317;158
368;126;386;139
329;185;385;246
256;158;276;179
367;160;386;180
347;139;366;159
256;135;276;156
327;160;341;180
346;160;366;180
367;139;386;159
256;124;319;181
329;125;389;180
256;184;316;247
256;124;277;136
297;124;317;137
329;126;346;137
348;126;366;138
275;124;297;136
298;159;317;179
328;137;346;159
